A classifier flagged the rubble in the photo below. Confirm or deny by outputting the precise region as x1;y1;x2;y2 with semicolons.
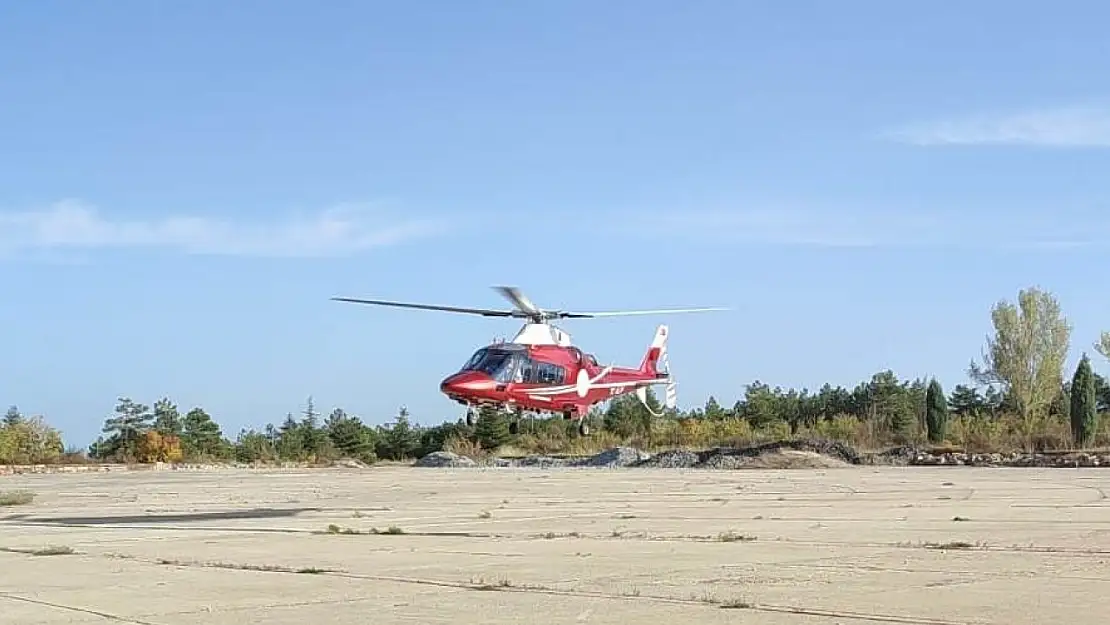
5;441;1109;475
411;439;1110;470
572;446;651;468
412;451;478;468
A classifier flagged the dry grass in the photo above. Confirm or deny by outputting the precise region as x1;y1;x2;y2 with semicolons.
484;411;1110;457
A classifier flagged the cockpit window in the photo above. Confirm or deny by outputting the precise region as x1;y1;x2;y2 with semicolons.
460;348;519;383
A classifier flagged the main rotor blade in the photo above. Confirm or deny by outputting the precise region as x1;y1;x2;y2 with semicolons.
560;307;728;318
492;286;542;316
331;297;514;317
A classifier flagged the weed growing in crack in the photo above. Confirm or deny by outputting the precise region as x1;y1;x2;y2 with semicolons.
32;545;74;556
1;545;74;556
717;531;756;542
923;540;976;550
469;577;512;590
0;491;34;506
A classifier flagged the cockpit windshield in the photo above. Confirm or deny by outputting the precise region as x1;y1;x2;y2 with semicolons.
460;348;520;383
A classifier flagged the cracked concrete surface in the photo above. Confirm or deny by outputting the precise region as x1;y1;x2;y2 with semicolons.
1;465;1107;624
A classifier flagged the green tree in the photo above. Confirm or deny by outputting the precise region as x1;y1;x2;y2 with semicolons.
1069;354;1098;447
473;406;511;450
101;397;153;460
299;396;327;456
603;394;652;439
276;413;305;460
182;407;226;459
925;378;948;444
378;407;421;460
969;286;1072;423
152;398;182;437
740;381;782;428
1094;372;1110;412
863;371;916;438
234;428;277;463
326;408;377;463
4;405;22;427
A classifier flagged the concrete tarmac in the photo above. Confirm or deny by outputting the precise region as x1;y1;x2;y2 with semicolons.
1;465;1107;624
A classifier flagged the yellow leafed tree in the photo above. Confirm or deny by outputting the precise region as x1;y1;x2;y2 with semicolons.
136;430;184;463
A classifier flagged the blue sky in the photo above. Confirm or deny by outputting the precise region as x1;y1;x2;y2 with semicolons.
4;0;1110;446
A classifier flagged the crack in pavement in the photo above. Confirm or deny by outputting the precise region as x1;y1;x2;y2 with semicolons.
0;592;164;625
104;552;978;625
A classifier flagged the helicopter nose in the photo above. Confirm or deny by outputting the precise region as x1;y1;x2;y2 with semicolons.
440;371;496;395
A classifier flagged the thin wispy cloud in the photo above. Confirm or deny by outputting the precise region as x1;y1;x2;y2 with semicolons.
619;208;1098;250
0;200;448;258
885;104;1110;147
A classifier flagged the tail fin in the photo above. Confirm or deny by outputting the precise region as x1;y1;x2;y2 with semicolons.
637;325;678;413
639;325;669;375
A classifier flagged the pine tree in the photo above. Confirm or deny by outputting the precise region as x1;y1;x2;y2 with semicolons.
1069;354;1098;447
326;408;376;462
925;378;948;444
153;398;182;437
102;397;153;459
380;407;420;460
473;406;511;450
182;407;225;459
4;405;22;427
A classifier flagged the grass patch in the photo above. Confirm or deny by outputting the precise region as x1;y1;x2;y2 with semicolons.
32;545;74;556
1;545;75;556
924;540;975;550
0;491;34;506
156;558;334;574
469;576;512;590
717;531;757;542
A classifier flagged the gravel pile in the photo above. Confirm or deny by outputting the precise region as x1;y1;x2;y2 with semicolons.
513;455;569;468
410;439;1110;470
412;451;478;468
699;449;850;469
862;445;918;466
636;449;703;468
740;438;862;464
573;446;651;468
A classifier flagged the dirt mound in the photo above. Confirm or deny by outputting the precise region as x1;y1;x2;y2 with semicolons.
698;449;850;469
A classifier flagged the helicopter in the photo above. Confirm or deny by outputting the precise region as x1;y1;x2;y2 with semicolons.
331;286;725;436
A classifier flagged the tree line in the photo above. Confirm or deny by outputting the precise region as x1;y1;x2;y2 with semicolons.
3;285;1110;465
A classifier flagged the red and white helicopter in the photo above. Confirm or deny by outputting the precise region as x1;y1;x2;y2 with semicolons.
332;286;724;435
